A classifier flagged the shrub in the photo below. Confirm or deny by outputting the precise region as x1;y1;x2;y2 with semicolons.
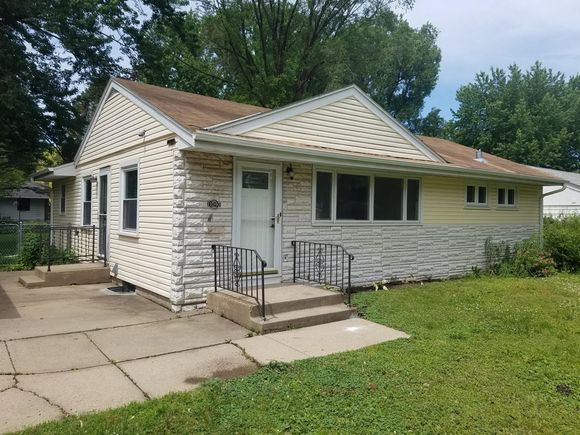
484;236;556;278
543;216;580;272
18;228;78;270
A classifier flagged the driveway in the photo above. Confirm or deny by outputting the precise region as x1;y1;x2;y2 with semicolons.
0;272;255;433
0;271;408;433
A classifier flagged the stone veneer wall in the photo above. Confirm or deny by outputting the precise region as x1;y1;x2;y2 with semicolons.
171;151;233;309
172;155;540;308
280;162;540;286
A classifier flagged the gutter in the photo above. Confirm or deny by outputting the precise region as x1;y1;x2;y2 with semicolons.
539;184;567;246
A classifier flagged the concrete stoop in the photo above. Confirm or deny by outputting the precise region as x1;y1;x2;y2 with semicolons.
206;284;357;333
18;263;111;288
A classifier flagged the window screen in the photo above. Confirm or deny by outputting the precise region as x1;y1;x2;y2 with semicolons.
374;177;403;220
336;174;369;220
315;172;332;220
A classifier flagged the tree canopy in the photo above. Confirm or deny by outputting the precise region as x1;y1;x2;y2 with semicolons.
447;63;580;171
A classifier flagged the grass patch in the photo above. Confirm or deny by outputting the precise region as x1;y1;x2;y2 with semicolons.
21;274;580;434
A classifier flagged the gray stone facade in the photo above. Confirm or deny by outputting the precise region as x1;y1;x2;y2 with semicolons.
172;153;540;308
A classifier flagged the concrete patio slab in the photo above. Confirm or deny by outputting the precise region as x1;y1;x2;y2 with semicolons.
8;333;109;374
0;343;13;374
17;365;146;415
234;318;409;365
119;344;257;398
0;388;63;433
0;375;15;391
0;273;176;341
88;314;249;361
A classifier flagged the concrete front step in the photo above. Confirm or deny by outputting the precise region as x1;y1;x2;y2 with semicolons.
206;284;357;333
18;263;111;288
252;304;357;333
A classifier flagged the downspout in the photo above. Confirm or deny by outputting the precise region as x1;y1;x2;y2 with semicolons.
539;184;567;247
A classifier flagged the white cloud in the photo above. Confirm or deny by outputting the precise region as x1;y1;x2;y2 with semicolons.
401;0;580;117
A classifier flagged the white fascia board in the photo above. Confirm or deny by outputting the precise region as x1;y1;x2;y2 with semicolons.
73;78;194;165
207;84;443;163
192;131;563;186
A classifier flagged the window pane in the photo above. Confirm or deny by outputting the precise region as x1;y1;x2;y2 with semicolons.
315;172;332;220
123;199;137;230
466;186;475;203
125;169;138;199
497;188;505;205
407;179;420;221
60;185;66;213
478;186;487;204
336;174;369;220
508;189;515;205
84;179;92;201
374;177;403;220
242;171;268;189
17;198;30;211
99;175;107;213
83;202;91;225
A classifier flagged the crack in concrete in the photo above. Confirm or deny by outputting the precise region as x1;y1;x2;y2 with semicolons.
229;341;263;366
2;314;197;342
3;341;68;417
82;332;151;400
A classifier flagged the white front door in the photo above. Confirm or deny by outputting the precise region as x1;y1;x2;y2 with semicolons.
234;161;282;272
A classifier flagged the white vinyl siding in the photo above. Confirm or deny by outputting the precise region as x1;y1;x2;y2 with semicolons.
242;96;433;161
55;91;175;298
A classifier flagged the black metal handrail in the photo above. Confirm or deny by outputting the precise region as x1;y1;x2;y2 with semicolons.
292;240;354;305
45;224;107;271
212;244;266;320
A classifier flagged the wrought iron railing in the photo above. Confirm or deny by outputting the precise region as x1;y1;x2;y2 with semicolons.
211;244;266;320
291;240;354;305
0;223;106;271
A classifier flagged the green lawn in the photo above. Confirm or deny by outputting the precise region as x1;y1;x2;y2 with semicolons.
22;274;579;434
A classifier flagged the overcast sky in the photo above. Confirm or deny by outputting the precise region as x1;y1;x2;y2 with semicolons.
401;0;580;118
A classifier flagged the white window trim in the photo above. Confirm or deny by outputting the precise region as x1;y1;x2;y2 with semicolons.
497;186;518;209
465;183;489;208
312;167;422;225
81;176;92;226
59;184;66;215
119;162;140;236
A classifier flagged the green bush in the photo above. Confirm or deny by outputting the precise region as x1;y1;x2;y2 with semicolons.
18;229;78;270
484;236;556;278
543;216;580;272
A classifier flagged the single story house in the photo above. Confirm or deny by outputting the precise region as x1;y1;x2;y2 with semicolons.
0;182;49;222
34;78;562;311
533;167;580;218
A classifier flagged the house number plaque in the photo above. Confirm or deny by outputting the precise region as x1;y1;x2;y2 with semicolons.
207;199;221;209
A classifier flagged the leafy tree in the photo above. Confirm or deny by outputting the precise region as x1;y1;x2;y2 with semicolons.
0;0;147;188
449;62;580;171
198;0;431;115
329;8;440;124
410;108;447;137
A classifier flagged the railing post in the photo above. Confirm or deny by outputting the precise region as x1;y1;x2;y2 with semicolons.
347;254;353;306
46;225;51;272
212;245;217;292
292;241;296;283
91;225;95;263
261;259;266;321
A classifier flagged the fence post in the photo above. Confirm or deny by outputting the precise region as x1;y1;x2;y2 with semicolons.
17;221;23;254
292;241;296;283
212;245;217;292
261;259;266;321
347;254;353;306
46;225;52;272
91;225;95;262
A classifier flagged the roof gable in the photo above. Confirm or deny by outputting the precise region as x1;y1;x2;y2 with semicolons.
209;86;443;163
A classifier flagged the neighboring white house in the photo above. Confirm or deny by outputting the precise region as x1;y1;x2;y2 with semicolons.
34;78;563;311
0;182;49;222
533;167;580;218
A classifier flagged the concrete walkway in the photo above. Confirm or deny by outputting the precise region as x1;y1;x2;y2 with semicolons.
0;272;408;433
